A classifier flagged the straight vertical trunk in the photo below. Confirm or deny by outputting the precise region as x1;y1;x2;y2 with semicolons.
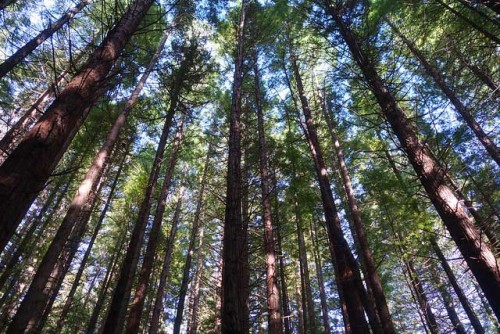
186;223;205;334
148;192;184;334
309;220;331;334
295;260;306;334
328;4;500;319
253;59;282;334
430;238;484;333
0;0;155;253
174;140;212;334
0;0;91;79
221;1;249;332
214;255;223;334
125;119;185;334
288;44;371;334
387;19;500;166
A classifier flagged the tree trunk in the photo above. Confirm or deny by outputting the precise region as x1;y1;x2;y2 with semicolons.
186;224;205;334
0;0;155;253
436;0;500;44
430;238;484;333
320;91;395;333
387;19;500;166
174;139;212;334
287;41;372;334
54;144;127;332
295;260;306;334
430;262;466;334
309;220;331;334
327;4;500;319
0;0;91;79
126;118;185;334
85;231;126;334
148;190;184;334
253;59;282;334
221;0;249;332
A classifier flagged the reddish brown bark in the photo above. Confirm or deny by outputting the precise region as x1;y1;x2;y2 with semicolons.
125;118;185;334
327;3;500;319
221;1;249;332
254;60;282;334
0;0;155;253
287;42;371;334
321;93;395;334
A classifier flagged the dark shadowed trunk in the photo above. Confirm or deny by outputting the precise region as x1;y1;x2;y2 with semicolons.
0;0;155;254
327;3;500;318
221;1;249;332
148;190;184;334
126;118;185;334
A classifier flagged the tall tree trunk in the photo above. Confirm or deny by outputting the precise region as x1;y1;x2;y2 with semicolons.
253;59;282;334
430;238;484;333
287;42;372;334
327;4;500;318
0;0;155;253
436;0;500;44
174;139;212;334
214;255;223;334
295;204;316;333
85;231;126;334
126;118;185;334
320;91;395;333
430;262;466;334
221;0;249;332
309;220;331;334
387;19;500;166
186;224;205;334
54;144;128;332
0;0;91;79
295;260;306;334
148;190;184;334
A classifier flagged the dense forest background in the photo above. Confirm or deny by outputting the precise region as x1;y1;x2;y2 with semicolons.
0;0;498;333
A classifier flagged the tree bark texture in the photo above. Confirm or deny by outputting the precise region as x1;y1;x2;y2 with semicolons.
221;1;249;332
0;0;155;254
327;3;500;319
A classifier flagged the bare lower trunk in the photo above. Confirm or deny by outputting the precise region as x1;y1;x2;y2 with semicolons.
287;42;371;334
174;140;212;334
186;224;205;334
321;91;394;333
430;238;484;333
328;4;500;318
148;192;184;334
126;120;185;334
0;0;155;254
221;1;249;332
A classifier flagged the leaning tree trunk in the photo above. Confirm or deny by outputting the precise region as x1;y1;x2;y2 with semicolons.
387;19;500;166
0;0;155;254
54;144;128;332
436;0;500;44
148;193;184;334
320;91;395;334
430;262;466;334
0;0;91;79
253;59;283;334
221;0;249;332
327;3;500;319
430;238;485;333
287;42;373;334
125;119;185;334
173;139;212;334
